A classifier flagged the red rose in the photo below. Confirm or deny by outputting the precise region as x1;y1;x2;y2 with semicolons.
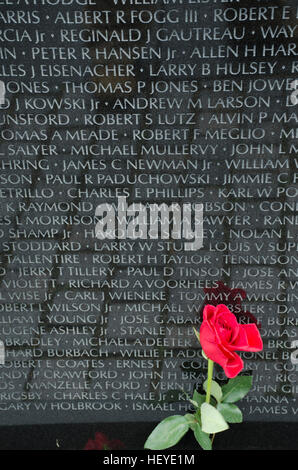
84;432;125;450
200;304;263;378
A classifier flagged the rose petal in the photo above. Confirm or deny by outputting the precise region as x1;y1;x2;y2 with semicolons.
200;322;235;367
224;353;244;379
199;321;217;349
214;307;239;344
241;324;263;351
229;325;249;350
202;304;216;322
84;440;96;450
214;304;233;316
94;433;110;447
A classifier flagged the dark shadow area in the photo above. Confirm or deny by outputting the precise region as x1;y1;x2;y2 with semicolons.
0;421;296;450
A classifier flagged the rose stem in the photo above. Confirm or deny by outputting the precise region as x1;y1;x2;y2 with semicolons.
205;359;214;404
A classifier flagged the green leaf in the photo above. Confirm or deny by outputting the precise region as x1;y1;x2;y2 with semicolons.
184;414;197;431
201;403;229;434
221;375;253;403
192;390;205;408
189;399;199;408
217;403;243;423
144;415;189;450
193;422;212;450
203;379;223;403
193;327;200;344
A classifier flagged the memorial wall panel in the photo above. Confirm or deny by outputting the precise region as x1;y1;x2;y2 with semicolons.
0;0;297;430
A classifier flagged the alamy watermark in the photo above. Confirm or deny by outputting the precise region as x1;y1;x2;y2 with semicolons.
95;197;203;251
